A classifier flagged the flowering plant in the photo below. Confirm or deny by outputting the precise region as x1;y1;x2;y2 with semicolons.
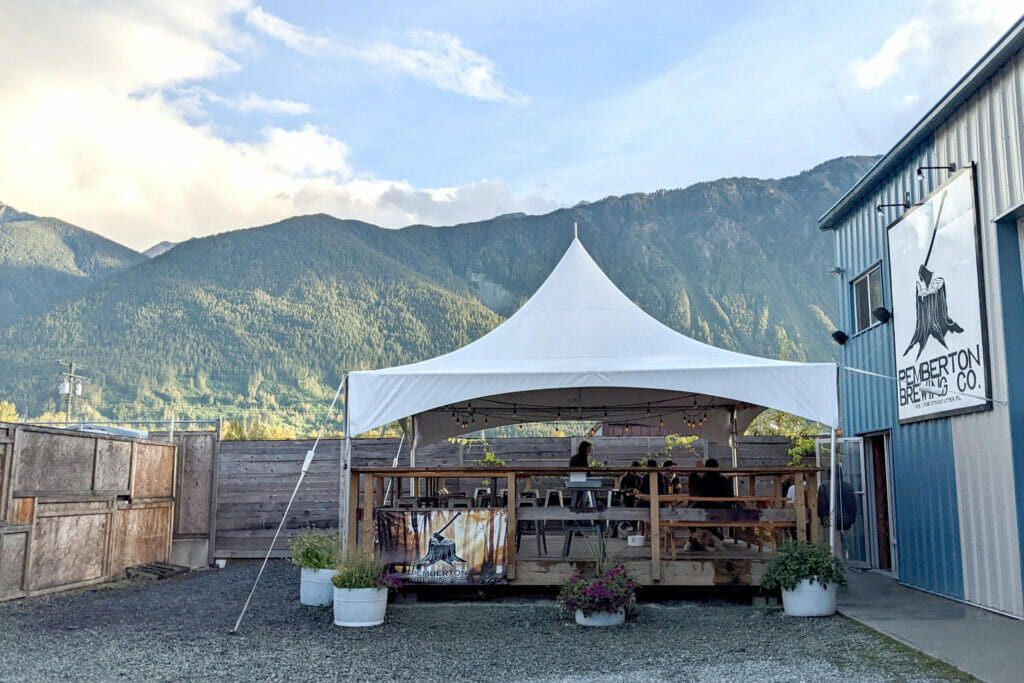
558;564;638;617
331;545;403;590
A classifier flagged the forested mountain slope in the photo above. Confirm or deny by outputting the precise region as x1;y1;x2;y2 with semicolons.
0;156;875;430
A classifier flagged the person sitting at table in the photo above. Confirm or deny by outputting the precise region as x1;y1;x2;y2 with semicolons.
569;441;591;468
617;461;643;534
693;458;734;543
695;458;733;508
688;458;705;496
660;460;678;495
619;461;642;505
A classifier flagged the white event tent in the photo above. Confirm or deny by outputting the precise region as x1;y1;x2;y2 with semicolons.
344;237;838;449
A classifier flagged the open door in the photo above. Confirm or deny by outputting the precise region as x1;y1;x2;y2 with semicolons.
864;432;895;572
815;436;869;568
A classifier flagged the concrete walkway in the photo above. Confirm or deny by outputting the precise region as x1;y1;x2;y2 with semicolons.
838;569;1024;682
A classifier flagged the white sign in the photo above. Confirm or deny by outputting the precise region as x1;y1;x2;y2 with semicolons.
887;168;990;423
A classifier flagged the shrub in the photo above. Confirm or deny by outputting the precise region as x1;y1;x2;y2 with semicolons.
787;437;816;467
332;545;402;590
288;529;341;570
558;564;638;617
761;540;846;591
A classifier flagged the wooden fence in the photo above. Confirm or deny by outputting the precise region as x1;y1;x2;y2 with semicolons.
0;424;177;601
213;435;792;559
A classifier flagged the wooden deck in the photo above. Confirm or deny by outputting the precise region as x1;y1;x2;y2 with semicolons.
350;465;823;587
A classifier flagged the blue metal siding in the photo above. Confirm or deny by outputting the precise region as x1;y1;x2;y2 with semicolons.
834;137;965;599
995;217;1024;603
890;420;964;599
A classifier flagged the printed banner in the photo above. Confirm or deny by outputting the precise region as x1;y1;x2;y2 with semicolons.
887;168;990;423
375;509;507;584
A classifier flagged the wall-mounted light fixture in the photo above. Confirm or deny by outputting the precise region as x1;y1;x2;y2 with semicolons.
831;330;849;345
872;307;892;324
828;266;844;275
877;191;912;213
917;162;956;180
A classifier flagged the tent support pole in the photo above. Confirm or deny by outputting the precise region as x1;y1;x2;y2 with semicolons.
411;416;419;497
730;408;739;496
340;377;351;550
828;426;838;556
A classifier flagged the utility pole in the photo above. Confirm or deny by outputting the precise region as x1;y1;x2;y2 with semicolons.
58;360;86;425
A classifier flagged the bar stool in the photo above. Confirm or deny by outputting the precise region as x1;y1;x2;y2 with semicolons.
515;497;547;556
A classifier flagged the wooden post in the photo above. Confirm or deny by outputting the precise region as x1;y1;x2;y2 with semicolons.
649;471;661;581
506;473;516;580
808;475;820;544
794;472;807;541
348;472;359;550
362;474;375;550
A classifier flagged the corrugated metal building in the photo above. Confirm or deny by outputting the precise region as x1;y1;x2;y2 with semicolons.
819;17;1024;618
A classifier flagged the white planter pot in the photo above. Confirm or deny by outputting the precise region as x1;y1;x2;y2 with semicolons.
781;578;837;617
333;587;388;627
300;568;337;606
574;607;626;627
627;534;646;547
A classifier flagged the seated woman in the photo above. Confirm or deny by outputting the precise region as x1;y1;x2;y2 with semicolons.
569;441;591;468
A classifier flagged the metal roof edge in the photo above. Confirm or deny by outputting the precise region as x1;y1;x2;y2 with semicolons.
818;15;1024;230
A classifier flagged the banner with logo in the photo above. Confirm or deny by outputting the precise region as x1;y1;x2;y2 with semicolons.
887;167;991;423
375;509;507;584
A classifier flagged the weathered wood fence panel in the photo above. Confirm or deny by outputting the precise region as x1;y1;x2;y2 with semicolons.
0;424;176;601
165;430;220;568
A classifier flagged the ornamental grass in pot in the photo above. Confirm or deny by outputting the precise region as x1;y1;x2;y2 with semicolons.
331;545;402;627
761;540;846;617
558;563;638;626
289;529;342;606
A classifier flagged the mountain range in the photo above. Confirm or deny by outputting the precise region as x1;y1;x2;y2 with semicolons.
0;155;876;431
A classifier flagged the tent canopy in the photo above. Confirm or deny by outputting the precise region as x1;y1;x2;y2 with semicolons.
347;238;838;447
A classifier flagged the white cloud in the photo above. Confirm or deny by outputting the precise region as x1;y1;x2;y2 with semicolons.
0;1;545;251
358;30;528;103
207;90;312;114
849;0;1022;90
243;6;524;103
851;19;929;89
243;5;328;54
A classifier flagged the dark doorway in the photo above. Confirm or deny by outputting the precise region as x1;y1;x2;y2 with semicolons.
866;434;891;570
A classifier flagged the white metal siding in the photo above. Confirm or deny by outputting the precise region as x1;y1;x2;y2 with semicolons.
935;50;1024;617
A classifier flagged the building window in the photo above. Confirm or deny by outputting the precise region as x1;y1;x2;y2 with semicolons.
853;265;883;332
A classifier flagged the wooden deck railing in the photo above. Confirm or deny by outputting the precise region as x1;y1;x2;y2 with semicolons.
349;465;823;585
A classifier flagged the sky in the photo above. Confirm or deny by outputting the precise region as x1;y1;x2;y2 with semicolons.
0;1;1021;250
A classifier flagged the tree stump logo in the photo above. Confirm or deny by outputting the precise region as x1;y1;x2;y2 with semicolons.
902;190;964;362
413;512;466;568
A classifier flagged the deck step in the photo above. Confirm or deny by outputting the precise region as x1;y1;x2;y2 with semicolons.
126;562;189;580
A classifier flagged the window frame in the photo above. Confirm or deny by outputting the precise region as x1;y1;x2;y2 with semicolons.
851;263;884;334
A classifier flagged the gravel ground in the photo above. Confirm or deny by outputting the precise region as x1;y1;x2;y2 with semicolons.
0;561;971;682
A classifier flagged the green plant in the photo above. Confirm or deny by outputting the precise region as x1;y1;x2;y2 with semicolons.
558;564;638;617
332;545;402;590
787;437;816;467
288;529;341;569
761;540;846;591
